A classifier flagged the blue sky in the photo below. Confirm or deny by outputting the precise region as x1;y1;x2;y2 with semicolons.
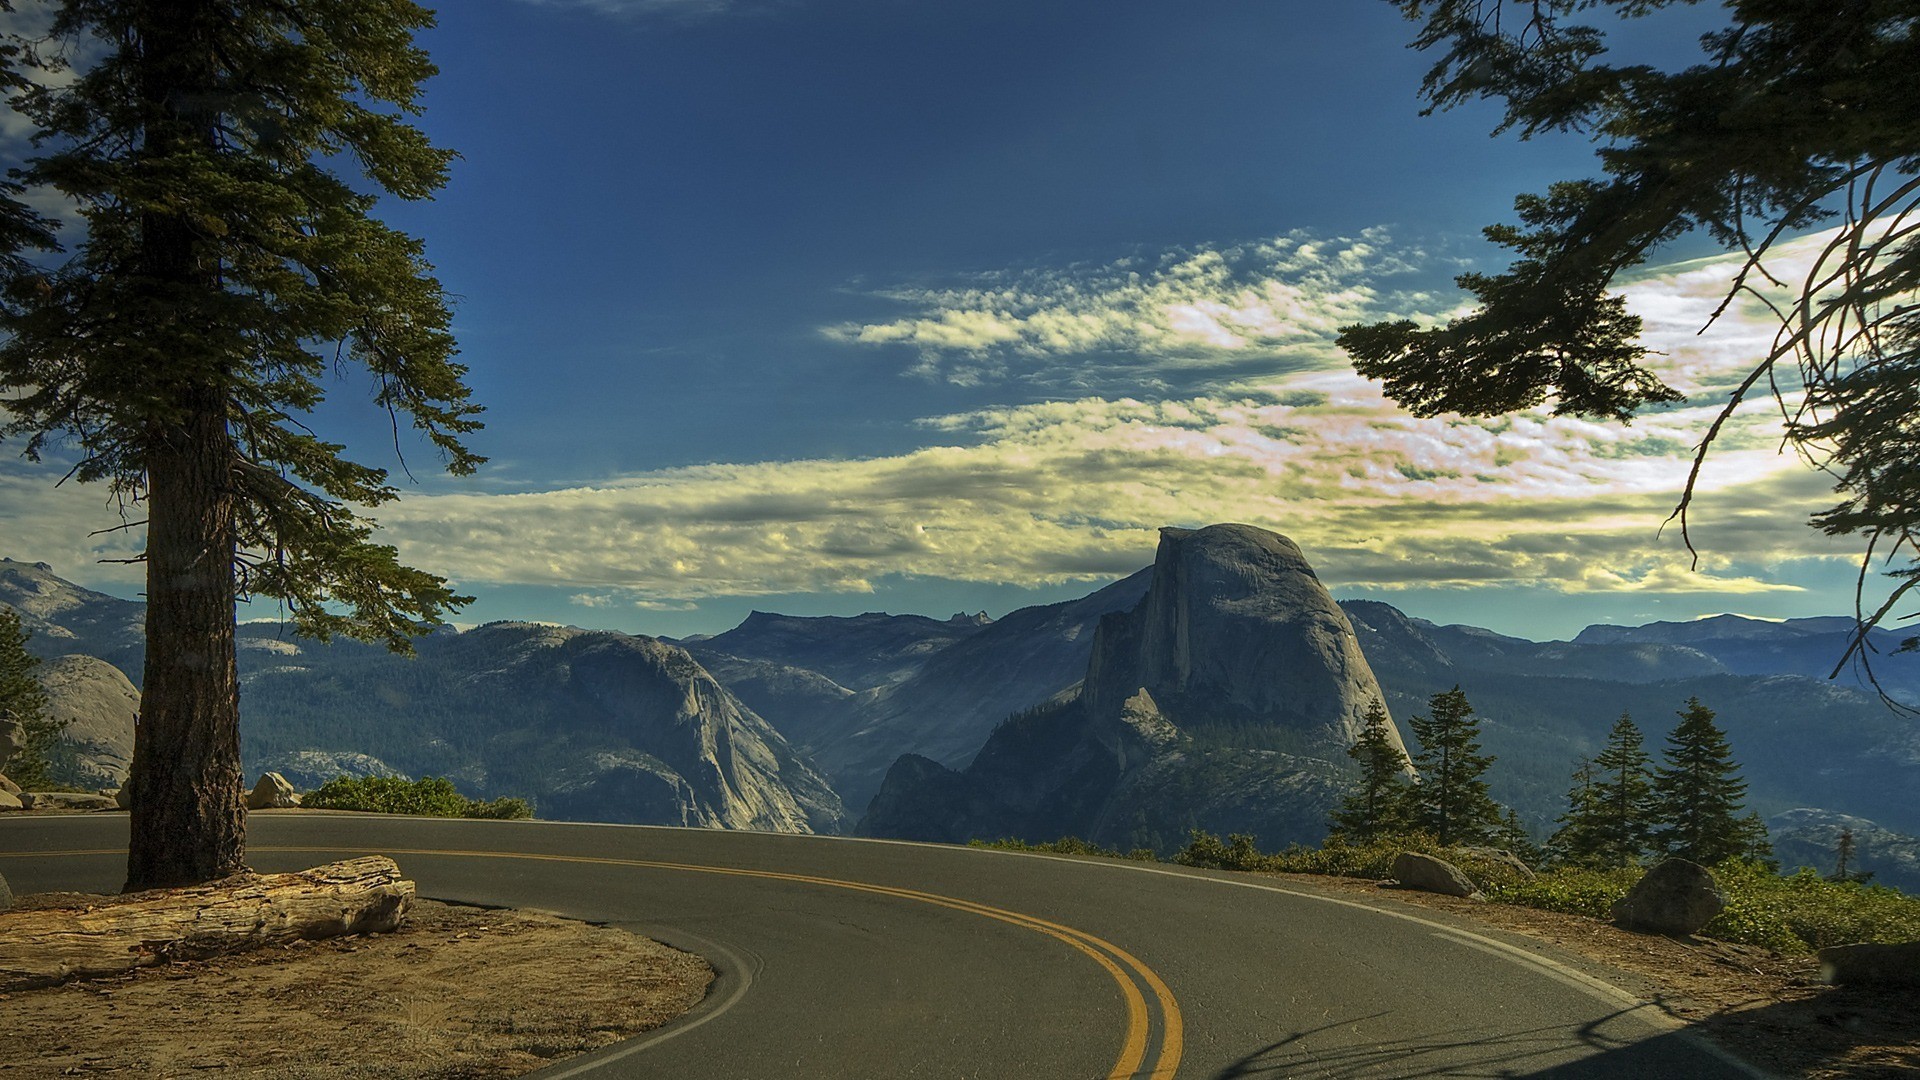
0;0;1878;640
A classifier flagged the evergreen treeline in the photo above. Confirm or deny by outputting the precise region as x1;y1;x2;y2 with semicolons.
1330;688;1773;870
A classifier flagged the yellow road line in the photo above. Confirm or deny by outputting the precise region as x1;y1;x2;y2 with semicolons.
12;845;1184;1079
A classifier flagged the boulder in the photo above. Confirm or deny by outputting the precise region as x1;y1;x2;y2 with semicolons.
0;869;10;912
246;772;300;810
1392;852;1480;898
1818;941;1920;987
19;791;117;811
113;782;132;809
0;790;21;812
0;773;19;794
1610;859;1725;935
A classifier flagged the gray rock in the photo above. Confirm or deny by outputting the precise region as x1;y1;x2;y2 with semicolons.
0;789;22;811
1611;859;1726;935
246;771;300;810
36;654;140;787
0;773;19;794
19;791;117;811
1392;852;1480;898
113;781;132;809
1818;941;1920;987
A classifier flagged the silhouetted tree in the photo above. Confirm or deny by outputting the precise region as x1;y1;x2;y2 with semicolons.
1405;685;1502;846
1;1;480;888
1650;698;1771;864
1340;2;1920;667
1328;699;1415;841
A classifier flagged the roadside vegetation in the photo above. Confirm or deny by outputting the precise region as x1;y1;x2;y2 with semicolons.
299;776;533;820
977;687;1920;955
968;837;1157;861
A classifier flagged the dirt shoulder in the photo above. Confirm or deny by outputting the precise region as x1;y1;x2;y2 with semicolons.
0;893;713;1079
1263;871;1917;1080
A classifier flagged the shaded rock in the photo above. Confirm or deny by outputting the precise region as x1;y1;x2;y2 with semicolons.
0;869;10;911
0;790;21;812
20;791;117;811
0;774;19;795
113;782;131;809
1610;859;1725;935
246;772;300;810
1392;852;1480;898
1818;941;1920;987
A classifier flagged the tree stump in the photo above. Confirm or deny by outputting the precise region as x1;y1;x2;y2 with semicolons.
0;856;414;990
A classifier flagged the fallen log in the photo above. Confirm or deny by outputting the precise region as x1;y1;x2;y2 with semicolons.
0;855;414;991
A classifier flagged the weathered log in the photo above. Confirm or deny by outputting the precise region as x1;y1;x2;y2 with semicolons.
0;856;413;990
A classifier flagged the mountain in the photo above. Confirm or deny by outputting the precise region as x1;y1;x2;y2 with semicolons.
683;609;991;691
0;558;145;678
238;622;845;832
1768;808;1920;894
859;525;1402;852
1573;614;1920;701
1345;605;1920;839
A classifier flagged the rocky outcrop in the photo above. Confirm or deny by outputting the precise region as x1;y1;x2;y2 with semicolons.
256;751;407;792
860;525;1398;851
1769;808;1920;894
246;773;300;810
0;559;145;679
1392;852;1479;898
1083;526;1404;761
1611;859;1725;935
36;655;139;787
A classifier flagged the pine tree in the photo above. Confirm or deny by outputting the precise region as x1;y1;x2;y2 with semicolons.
1547;756;1602;866
1;3;480;888
1497;806;1542;867
1328;699;1414;841
0;608;61;791
1405;685;1502;846
1650;698;1772;865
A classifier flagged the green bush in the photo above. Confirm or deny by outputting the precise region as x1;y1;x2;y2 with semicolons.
300;775;533;820
1483;866;1641;920
969;836;1156;861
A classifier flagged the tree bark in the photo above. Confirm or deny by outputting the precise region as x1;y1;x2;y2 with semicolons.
124;0;246;891
0;857;414;991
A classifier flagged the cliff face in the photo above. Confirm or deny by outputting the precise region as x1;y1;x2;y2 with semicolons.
859;524;1399;851
1083;525;1401;756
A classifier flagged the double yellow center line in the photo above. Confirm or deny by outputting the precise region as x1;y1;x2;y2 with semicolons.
21;845;1185;1079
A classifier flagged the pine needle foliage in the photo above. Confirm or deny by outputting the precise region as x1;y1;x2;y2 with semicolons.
1328;698;1416;841
1341;2;1920;669
1651;697;1772;865
0;608;65;791
1404;685;1504;846
1551;713;1655;867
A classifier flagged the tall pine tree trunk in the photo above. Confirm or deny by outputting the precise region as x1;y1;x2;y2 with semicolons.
124;0;246;891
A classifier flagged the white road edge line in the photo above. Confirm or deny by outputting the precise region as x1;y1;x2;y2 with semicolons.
523;928;758;1080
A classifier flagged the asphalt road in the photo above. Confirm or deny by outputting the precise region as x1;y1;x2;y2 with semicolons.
1;813;1763;1079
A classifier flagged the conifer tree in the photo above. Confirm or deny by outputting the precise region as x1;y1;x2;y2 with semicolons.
1328;699;1414;841
1405;685;1502;846
0;608;62;791
1650;698;1771;865
1553;713;1655;868
1496;806;1541;867
1;2;480;888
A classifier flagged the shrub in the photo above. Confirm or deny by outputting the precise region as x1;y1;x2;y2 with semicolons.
300;775;533;820
969;836;1157;861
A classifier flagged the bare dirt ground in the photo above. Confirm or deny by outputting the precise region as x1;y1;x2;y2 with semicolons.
1270;872;1919;1080
0;893;713;1079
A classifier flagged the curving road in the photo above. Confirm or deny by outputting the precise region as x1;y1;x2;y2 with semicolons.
2;813;1762;1079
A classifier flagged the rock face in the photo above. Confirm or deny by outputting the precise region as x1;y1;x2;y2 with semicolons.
1611;859;1726;935
36;655;139;787
256;751;407;792
0;559;146;677
860;525;1399;852
1392;852;1480;898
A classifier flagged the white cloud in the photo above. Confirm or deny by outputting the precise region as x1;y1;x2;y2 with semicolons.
825;228;1445;390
